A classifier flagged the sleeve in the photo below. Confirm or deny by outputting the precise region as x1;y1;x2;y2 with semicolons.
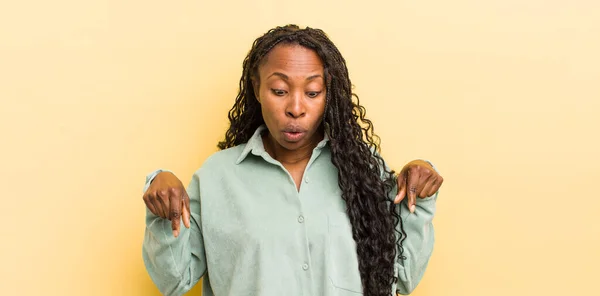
142;169;207;296
394;161;438;295
142;169;172;193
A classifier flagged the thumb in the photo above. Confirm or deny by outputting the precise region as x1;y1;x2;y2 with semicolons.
395;172;406;204
182;192;191;229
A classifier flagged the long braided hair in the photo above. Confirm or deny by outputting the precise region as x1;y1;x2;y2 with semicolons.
217;25;404;296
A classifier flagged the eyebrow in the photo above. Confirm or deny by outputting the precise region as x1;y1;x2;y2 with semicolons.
267;72;323;81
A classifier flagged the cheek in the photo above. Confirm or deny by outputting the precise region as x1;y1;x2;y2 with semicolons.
315;96;327;116
259;100;281;125
260;98;279;113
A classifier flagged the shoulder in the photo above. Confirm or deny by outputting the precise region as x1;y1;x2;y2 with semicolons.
193;144;248;177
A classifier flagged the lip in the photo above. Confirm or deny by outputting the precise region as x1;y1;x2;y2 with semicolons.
282;126;307;142
283;125;306;133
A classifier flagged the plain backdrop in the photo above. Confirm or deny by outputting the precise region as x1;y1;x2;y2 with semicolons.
1;0;599;295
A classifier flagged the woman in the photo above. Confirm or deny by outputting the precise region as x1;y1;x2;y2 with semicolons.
142;25;443;296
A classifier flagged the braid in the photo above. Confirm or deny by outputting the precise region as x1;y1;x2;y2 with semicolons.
218;25;404;296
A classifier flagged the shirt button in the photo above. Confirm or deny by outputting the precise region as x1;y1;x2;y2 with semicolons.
302;263;309;270
297;215;304;223
304;177;310;183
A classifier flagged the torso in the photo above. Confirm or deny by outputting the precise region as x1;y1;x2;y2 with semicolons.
198;142;369;296
262;133;313;191
285;162;309;191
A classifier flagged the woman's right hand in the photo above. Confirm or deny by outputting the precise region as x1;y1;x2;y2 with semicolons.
143;171;191;237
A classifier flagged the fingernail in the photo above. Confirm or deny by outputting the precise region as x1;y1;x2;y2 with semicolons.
410;204;416;213
173;230;179;237
394;195;400;203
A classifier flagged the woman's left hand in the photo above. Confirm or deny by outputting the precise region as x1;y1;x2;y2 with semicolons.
394;160;443;212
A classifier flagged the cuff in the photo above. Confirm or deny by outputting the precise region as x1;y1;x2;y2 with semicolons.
143;169;173;193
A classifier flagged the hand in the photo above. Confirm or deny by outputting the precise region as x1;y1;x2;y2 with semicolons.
394;160;443;213
143;171;191;237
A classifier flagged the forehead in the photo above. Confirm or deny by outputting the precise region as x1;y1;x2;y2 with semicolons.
259;44;324;76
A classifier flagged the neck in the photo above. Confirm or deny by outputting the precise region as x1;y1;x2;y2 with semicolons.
263;131;323;165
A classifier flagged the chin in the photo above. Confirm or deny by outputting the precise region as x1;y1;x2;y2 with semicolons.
278;139;303;151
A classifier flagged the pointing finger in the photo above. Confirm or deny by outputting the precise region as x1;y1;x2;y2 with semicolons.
170;195;182;237
407;169;418;213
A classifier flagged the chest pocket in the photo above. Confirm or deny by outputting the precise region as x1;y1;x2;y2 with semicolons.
327;212;363;294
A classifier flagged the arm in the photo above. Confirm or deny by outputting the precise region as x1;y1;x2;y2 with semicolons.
142;170;207;296
380;157;440;295
395;191;437;295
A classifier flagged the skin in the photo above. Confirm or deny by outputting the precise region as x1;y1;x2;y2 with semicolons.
142;45;444;237
255;44;327;190
395;159;444;213
143;171;190;237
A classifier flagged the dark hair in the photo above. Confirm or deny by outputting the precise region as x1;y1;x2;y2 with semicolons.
218;24;404;296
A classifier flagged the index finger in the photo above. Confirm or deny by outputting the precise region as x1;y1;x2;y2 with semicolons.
170;195;182;237
407;169;418;213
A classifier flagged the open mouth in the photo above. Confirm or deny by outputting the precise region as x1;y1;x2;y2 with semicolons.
282;131;305;142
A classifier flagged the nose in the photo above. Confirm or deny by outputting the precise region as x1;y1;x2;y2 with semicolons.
285;92;306;119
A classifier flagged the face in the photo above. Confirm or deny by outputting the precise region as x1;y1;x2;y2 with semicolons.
255;44;327;151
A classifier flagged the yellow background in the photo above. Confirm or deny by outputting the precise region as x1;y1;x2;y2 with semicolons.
1;0;598;295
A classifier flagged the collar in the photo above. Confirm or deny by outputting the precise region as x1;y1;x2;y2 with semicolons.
235;124;330;165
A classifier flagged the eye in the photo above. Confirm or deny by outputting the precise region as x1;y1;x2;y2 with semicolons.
306;91;322;98
271;89;287;96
